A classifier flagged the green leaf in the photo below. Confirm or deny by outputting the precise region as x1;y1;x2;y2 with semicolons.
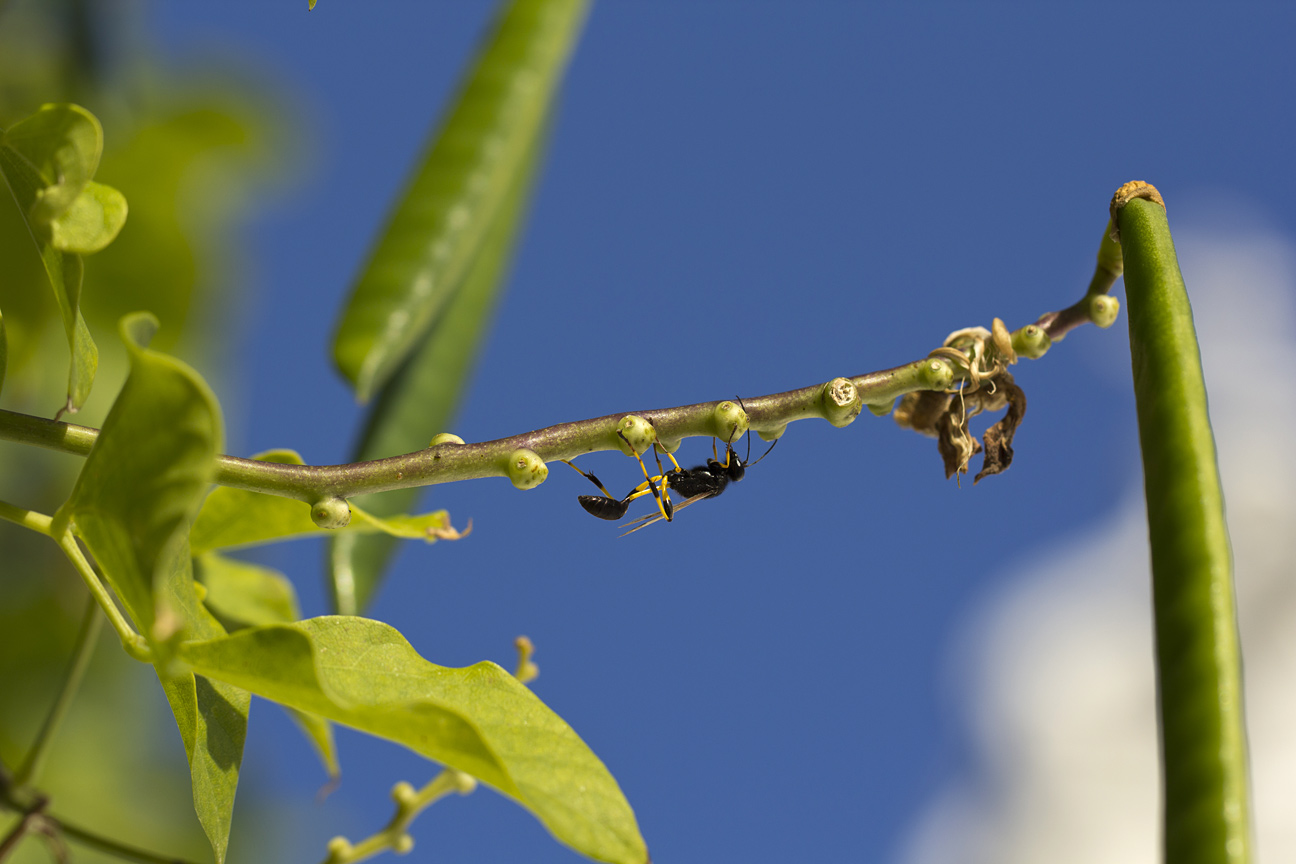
178;617;647;864
0;141;100;411
1;103;102;225
54;311;245;862
196;553;301;629
159;669;249;864
48;179;128;254
329;115;549;616
59;311;221;651
162;543;250;864
190;449;462;554
0;308;7;398
332;0;590;401
194;553;339;782
1117;196;1250;864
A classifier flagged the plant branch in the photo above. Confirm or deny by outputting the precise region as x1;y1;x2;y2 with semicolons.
0;288;1116;508
0;500;54;535
14;596;102;787
49;814;199;864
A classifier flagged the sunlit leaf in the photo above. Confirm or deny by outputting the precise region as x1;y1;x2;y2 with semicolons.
178;617;648;864
160;560;248;864
55;311;244;862
332;0;590;401
190;449;461;554
58;312;220;650
159;668;248;864
330;102;550;616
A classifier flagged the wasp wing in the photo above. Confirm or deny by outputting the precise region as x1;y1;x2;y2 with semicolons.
618;493;713;536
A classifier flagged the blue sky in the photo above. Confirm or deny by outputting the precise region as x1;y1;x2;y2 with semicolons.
142;4;1296;862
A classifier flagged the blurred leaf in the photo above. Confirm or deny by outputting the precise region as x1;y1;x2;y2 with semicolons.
330;118;547;615
190;449;459;554
58;312;220;657
332;0;590;401
48;179;128;254
178;617;648;864
89;106;271;352
0;178;55;379
1;103;101;224
0;308;7;397
0;139;99;411
196;553;300;629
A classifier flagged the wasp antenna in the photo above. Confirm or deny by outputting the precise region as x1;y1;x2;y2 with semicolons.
747;436;779;468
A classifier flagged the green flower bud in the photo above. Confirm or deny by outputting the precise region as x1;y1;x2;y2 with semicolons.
1089;293;1120;329
1012;323;1052;360
867;399;895;417
918;358;955;391
325;837;353;862
712;400;749;440
391;781;417;805
448;768;479;795
311;497;351;529
429;432;465;447
505;448;548;490
615;414;657;456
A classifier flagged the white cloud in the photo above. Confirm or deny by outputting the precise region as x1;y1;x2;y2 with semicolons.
898;203;1296;864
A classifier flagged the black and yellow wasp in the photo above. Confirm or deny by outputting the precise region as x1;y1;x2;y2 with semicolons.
562;413;776;535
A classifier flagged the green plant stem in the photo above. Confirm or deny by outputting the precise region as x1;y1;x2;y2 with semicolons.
1037;220;1124;340
0;294;1110;505
54;531;150;662
1118;193;1250;864
14;595;102;787
53;814;200;864
0;499;54;534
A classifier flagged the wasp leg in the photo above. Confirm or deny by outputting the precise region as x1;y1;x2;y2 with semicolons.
562;459;632;520
617;430;674;523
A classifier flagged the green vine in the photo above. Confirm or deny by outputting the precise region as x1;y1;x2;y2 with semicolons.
0;268;1118;515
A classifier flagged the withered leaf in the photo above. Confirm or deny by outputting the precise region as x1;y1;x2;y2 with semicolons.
937;402;981;479
974;372;1027;483
894;390;952;438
